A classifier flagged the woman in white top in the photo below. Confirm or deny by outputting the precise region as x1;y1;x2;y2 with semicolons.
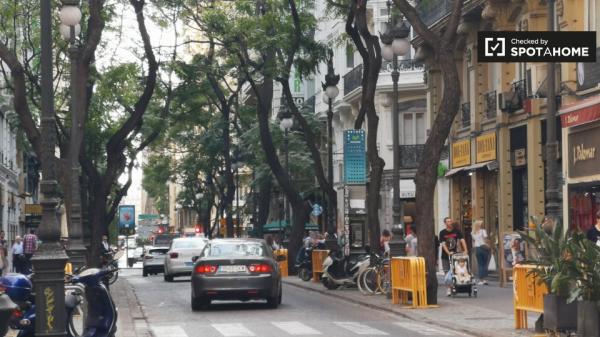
471;220;490;285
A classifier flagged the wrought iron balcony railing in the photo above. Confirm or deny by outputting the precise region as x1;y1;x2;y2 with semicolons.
343;64;363;95
381;59;424;73
416;0;454;27
398;144;425;169
512;79;527;110
484;90;497;120
461;102;471;128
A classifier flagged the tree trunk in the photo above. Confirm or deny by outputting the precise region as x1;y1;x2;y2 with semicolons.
415;50;461;305
257;177;272;238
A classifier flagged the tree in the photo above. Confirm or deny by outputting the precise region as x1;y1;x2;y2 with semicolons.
392;0;464;304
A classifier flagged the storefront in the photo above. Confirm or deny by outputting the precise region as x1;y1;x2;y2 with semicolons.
446;139;472;244
560;96;600;232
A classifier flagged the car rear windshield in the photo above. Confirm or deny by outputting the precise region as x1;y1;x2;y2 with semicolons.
149;249;168;255
204;242;266;257
172;240;206;249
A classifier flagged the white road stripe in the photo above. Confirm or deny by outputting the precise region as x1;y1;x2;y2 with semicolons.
212;323;256;336
394;322;455;336
151;326;189;337
333;322;388;335
272;321;322;335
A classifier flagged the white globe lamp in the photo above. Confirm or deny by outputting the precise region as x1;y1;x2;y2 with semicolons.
59;6;82;26
381;43;394;61
392;38;411;56
325;85;339;99
59;23;80;40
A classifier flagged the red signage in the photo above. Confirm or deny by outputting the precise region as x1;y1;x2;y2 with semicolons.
560;98;600;128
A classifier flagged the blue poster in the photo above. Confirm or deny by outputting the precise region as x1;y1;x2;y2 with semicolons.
118;205;135;230
344;129;366;184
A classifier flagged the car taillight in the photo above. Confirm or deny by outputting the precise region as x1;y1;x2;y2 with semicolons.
11;309;23;320
248;264;272;273
144;255;153;260
195;265;217;274
170;252;178;259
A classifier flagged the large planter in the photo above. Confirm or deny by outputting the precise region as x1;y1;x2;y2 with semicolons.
543;294;577;331
578;300;600;337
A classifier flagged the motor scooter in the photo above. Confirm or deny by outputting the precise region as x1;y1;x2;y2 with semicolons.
295;246;314;282
1;266;118;337
321;249;370;290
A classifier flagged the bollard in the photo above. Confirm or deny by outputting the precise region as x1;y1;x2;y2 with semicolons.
275;249;288;277
388;224;406;257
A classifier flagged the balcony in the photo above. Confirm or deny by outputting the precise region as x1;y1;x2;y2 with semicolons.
461;102;471;128
512;79;527;110
416;0;454;27
343;59;424;96
398;144;425;169
381;59;424;73
484;90;497;119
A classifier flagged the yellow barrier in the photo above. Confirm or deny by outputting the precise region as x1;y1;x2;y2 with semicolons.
274;249;288;277
390;256;428;308
513;264;548;329
311;250;329;282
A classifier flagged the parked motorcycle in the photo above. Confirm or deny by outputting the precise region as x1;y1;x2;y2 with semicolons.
1;265;118;337
321;249;370;290
101;250;124;285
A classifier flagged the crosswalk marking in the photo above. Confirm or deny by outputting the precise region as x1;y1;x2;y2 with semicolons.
212;323;256;336
272;321;322;335
151;326;189;337
334;322;388;335
394;322;456;336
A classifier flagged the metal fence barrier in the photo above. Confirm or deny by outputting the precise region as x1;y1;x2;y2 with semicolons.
390;256;428;308
311;250;329;282
513;264;547;329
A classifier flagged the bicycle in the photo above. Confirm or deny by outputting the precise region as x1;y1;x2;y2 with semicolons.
357;254;390;295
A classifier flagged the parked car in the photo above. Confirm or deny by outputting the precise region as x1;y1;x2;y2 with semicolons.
142;247;169;277
190;238;283;311
163;237;208;282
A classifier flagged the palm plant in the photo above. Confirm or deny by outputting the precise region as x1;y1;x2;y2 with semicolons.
519;216;576;297
567;231;600;303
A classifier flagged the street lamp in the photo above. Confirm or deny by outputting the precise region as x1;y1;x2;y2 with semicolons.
380;1;411;238
31;0;79;336
60;0;86;269
175;203;182;235
279;107;293;242
322;49;339;249
231;160;242;237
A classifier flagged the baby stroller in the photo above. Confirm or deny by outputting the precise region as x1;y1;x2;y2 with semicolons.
449;253;477;297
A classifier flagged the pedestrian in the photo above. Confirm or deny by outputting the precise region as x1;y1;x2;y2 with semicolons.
0;231;6;276
405;224;418;256
439;217;467;296
586;211;600;245
380;229;392;256
23;229;38;274
265;235;279;250
471;220;490;285
11;236;24;274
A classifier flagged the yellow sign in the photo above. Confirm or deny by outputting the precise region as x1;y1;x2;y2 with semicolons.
25;204;42;215
452;139;471;168
476;132;497;163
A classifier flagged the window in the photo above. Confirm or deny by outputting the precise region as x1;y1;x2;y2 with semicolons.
203;242;266;257
346;44;354;68
402;112;425;145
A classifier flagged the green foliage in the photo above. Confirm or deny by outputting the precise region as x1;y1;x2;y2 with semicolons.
519;216;576;297
142;154;172;215
566;231;600;302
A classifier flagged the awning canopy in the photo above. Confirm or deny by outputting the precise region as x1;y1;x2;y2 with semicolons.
559;95;600;128
262;221;319;232
445;161;498;177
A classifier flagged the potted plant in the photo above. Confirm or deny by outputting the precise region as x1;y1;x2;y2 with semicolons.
567;231;600;337
520;217;577;332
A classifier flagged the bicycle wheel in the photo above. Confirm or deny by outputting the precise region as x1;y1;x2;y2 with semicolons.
377;264;391;295
357;268;372;295
363;268;382;294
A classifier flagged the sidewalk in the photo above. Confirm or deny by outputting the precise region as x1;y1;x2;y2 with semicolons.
112;276;154;337
282;276;539;337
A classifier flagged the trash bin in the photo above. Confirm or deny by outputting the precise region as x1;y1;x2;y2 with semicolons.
0;292;18;337
127;257;136;267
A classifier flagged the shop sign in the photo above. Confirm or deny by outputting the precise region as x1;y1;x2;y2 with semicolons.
569;123;600;178
513;148;527;167
452;139;471;168
25;204;42;215
560;101;600;128
476;132;497;163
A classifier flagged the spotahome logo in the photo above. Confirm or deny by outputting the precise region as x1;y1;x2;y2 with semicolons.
478;31;596;63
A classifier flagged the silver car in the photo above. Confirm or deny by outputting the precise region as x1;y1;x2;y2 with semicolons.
164;237;208;282
142;246;169;277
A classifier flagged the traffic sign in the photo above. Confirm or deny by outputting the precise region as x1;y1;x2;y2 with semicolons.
311;204;323;216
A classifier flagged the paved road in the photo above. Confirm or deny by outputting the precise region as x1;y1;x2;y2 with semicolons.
121;269;472;337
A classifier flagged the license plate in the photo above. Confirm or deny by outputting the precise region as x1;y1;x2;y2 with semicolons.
184;262;194;266
219;265;247;273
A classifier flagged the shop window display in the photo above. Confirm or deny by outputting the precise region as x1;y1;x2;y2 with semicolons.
569;188;600;232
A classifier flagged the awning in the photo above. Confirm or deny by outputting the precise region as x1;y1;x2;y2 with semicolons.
262;221;319;232
445;161;497;177
559;95;600;128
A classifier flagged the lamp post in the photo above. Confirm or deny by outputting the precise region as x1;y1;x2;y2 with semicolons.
279;109;293;242
175;203;182;235
381;1;411;232
32;1;75;336
60;0;86;269
322;50;340;249
232;161;242;237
